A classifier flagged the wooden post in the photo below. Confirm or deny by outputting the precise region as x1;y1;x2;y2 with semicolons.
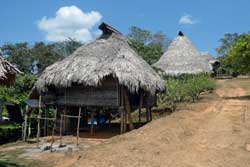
120;107;124;134
50;107;57;151
76;107;81;146
139;92;143;125
149;107;152;121
36;95;42;148
146;107;149;122
60;114;63;145
23;105;28;141
27;109;32;140
124;109;127;132
124;89;134;130
43;108;47;136
90;111;94;136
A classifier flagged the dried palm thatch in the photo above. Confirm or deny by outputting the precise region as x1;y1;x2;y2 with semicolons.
0;56;23;85
153;32;212;76
34;23;165;94
201;52;219;64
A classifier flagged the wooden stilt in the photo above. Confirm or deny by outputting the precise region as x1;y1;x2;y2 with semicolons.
90;111;94;136
43;108;47;136
149;107;152;121
60;114;63;145
76;107;81;146
63;108;66;134
23;105;28;141
36;96;42;148
146;107;149;122
50;107;57;151
124;90;134;130
139;91;143;125
124;109;127;132
27;109;33;140
120;107;124;134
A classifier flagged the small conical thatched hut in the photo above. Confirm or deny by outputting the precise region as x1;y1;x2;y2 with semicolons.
31;23;165;134
153;32;212;76
0;56;22;85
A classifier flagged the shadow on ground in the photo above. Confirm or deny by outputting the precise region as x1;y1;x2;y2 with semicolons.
223;95;250;100
0;160;25;167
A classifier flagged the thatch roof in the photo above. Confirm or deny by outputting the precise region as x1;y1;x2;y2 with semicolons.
153;32;212;76
34;22;165;94
201;52;219;64
0;56;22;85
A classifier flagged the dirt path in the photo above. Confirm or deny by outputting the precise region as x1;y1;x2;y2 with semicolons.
70;78;250;167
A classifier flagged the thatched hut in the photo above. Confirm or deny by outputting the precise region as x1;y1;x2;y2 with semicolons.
0;56;22;85
201;52;220;75
0;55;22;123
153;32;212;76
31;22;165;136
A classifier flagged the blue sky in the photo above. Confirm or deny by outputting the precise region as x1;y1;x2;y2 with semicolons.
1;0;250;56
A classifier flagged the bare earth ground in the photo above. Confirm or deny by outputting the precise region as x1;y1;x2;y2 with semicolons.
1;78;250;167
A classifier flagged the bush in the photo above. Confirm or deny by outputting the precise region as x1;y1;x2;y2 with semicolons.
0;124;22;145
158;74;215;111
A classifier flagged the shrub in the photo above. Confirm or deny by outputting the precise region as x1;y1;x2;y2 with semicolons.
0;124;22;145
158;73;215;111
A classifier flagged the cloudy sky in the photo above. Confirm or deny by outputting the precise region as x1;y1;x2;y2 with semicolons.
1;0;250;56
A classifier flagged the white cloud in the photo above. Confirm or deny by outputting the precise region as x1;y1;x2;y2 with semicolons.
179;14;197;25
38;5;102;42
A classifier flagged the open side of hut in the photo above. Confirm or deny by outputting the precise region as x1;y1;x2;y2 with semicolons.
0;56;22;86
153;31;212;76
29;22;165;139
201;52;220;70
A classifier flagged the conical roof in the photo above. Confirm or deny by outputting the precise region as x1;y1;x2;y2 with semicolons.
34;23;165;94
153;32;212;76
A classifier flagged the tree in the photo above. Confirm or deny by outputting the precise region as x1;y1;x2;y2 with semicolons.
127;26;151;44
225;33;250;75
31;42;63;74
127;26;169;64
1;43;33;73
216;33;239;57
53;38;82;57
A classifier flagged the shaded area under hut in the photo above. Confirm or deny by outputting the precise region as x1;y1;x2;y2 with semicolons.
153;31;212;76
26;22;165;144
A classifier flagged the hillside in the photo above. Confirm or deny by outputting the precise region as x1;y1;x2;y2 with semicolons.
1;78;250;167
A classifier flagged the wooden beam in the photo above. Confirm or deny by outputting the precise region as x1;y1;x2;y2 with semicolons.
76;107;81;146
139;91;143;125
50;107;57;151
149;107;152;121
23;105;28;141
124;89;134;130
146;107;149;122
90;111;94;136
36;95;42;148
120;107;124;134
60;114;63;145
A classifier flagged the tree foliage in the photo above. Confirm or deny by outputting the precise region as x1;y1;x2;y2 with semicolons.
225;33;250;75
0;74;37;105
1;39;81;74
217;32;250;75
127;26;170;65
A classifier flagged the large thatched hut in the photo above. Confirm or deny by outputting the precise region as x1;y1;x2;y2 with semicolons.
153;32;212;76
31;23;165;136
0;56;22;85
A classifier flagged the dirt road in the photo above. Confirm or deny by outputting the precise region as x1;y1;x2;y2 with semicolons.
70;78;250;167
